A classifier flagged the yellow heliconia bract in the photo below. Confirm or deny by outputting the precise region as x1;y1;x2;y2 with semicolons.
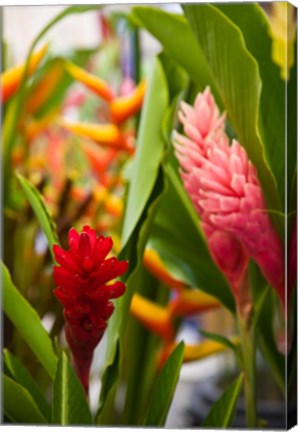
269;2;296;80
110;80;147;124
64;60;115;102
1;45;48;103
169;289;220;316
60;119;128;150
143;248;186;292
26;60;64;115
130;293;174;341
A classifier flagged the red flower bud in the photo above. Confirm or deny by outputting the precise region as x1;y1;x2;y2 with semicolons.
53;226;128;394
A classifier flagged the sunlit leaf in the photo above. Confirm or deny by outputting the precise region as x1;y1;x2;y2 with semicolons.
202;374;243;427
3;349;51;422
121;57;168;249
132;7;220;102
144;341;184;426
3;374;47;424
17;174;58;260
2;262;58;379
52;352;92;425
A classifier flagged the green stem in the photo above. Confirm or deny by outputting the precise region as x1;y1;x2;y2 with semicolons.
237;308;257;428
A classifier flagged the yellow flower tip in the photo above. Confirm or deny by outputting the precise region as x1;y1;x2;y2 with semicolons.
1;45;48;103
110;79;147;124
143;248;187;292
26;60;64;115
269;2;296;81
130;293;174;341
60;119;130;151
169;289;220;317
104;194;123;217
183;340;227;362
64;61;115;102
93;184;108;203
158;339;229;368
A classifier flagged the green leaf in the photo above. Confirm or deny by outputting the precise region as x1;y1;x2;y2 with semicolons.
3;349;51;422
183;4;281;215
2;262;58;379
97;169;166;424
144;341;185;426
3;374;47;424
287;43;297;212
17;174;58;260
52;352;92;425
199;330;237;352
202;374;244;427
132;7;220;102
215;3;286;202
149;165;235;312
121;268;168;425
256;291;285;392
121;56;169;249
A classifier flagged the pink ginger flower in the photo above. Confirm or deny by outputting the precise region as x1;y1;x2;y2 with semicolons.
174;87;284;304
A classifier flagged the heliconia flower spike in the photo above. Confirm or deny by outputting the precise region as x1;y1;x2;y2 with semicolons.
110;79;147;124
1;45;48;103
64;61;115;102
53;226;128;394
158;337;238;369
25;60;63;115
60;119;133;152
130;293;174;341
143;248;186;292
174;87;284;303
169;289;220;317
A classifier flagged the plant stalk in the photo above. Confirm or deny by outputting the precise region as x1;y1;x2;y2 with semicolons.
236;269;257;428
237;308;257;428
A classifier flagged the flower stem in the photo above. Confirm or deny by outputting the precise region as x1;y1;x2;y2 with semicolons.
236;268;257;428
237;308;257;428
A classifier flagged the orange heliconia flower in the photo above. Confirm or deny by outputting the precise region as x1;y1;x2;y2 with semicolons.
1;45;47;103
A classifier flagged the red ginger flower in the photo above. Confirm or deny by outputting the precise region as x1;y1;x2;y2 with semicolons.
174;87;284;304
53;226;128;393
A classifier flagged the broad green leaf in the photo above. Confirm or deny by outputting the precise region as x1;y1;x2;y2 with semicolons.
3;374;47;424
17;174;58;260
97;170;166;423
287;44;297;213
199;330;237;352
97;55;170;424
216;3;286;202
121;57;168;249
3;349;51;422
149;164;235;312
183;4;281;215
52;352;92;425
248;261;285;391
132;7;220;102
144;341;185;426
122;268;168;425
2;262;58;379
202;374;244;427
256;290;285;392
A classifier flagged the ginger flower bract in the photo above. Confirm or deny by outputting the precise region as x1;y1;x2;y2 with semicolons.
53;226;128;393
174;87;284;303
